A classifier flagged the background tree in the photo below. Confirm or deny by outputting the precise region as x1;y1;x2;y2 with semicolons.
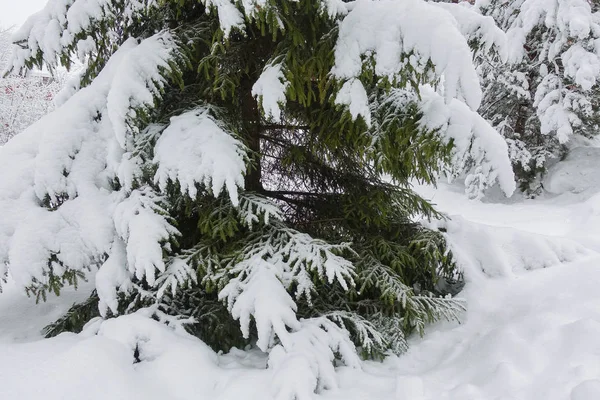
476;0;600;194
1;0;514;394
0;28;65;143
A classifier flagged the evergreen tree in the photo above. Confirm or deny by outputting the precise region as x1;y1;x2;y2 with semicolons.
1;0;514;393
476;0;600;194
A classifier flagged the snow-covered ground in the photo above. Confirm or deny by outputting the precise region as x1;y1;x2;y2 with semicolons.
3;165;600;399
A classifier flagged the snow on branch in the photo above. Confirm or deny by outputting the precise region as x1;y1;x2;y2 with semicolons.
418;85;516;198
497;0;600;144
534;73;581;143
252;63;289;122
107;32;175;149
331;0;484;123
113;187;179;287
0;31;180;297
268;317;361;400
506;0;599;62
238;193;284;230
222;259;301;350
153;107;248;206
218;226;355;350
319;0;349;18
155;257;198;299
335;78;371;126
28;32;177;204
200;0;246;36
562;44;600;92
358;258;465;340
325;311;387;355
155;242;222;302
214;226;362;400
433;1;508;61
371;85;515;198
9;0;160;72
96;238;130;316
201;0;354;37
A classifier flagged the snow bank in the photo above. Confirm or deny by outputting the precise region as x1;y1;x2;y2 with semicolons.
543;147;600;195
435;216;592;280
4;258;600;400
388;259;600;400
0;308;275;400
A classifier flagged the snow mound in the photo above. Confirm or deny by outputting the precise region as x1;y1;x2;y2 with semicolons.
385;259;600;400
571;380;600;400
5;260;600;400
543;147;600;195
435;216;593;280
0;309;271;400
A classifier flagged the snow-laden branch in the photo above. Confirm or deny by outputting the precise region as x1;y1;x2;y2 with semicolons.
434;1;508;61
9;0;160;72
218;226;355;349
331;0;484;124
0;33;179;300
252;63;289;123
154;107;248;206
418;85;516;198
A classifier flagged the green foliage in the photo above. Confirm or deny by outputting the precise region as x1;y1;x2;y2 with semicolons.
44;292;101;337
158;286;249;352
26;257;90;303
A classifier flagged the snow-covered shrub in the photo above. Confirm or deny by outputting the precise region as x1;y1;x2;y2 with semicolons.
1;0;515;397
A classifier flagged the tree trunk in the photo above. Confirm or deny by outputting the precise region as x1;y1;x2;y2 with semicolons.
241;76;263;192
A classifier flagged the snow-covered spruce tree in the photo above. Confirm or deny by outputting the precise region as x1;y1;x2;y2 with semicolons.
476;0;600;193
2;0;514;391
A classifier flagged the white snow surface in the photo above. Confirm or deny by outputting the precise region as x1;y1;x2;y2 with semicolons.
543;147;600;195
4;168;600;398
